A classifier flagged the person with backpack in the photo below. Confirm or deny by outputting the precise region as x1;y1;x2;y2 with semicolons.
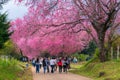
57;59;63;73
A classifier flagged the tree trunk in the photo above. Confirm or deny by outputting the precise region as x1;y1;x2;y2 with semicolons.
20;49;23;56
111;47;113;60
106;40;113;60
117;46;119;60
98;32;107;62
98;44;106;62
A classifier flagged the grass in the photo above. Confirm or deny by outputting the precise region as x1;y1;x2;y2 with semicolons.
0;58;33;80
69;60;120;80
17;67;33;80
70;62;85;69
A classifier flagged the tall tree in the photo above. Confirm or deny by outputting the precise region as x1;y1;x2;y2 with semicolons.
15;0;120;62
73;0;120;62
0;13;11;48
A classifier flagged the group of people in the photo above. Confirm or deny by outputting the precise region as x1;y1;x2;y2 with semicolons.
32;57;71;74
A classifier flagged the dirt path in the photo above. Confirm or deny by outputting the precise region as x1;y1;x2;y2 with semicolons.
31;67;92;80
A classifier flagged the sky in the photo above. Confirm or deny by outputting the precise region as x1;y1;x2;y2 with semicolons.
1;0;28;20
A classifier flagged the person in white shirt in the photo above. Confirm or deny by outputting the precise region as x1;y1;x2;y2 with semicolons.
50;57;56;73
39;57;43;69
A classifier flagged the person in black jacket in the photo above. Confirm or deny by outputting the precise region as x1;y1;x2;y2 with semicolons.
42;58;47;74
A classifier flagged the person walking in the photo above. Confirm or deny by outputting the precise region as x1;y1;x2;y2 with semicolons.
54;58;57;71
50;57;56;73
42;58;47;74
32;58;36;67
63;58;69;73
39;57;43;69
68;57;71;69
35;58;40;73
46;57;50;73
57;59;63;73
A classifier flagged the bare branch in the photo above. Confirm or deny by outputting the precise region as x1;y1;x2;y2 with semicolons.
49;0;58;10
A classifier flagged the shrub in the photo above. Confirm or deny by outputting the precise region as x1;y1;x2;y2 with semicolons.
84;48;100;67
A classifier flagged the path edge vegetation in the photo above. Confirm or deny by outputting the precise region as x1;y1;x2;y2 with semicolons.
0;58;33;80
69;50;120;80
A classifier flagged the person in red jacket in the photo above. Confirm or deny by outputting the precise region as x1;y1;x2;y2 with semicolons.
57;59;62;73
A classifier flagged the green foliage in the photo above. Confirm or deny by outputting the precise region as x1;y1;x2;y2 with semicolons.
0;13;11;49
87;41;97;55
106;37;120;60
0;58;32;80
84;48;100;67
79;54;89;61
70;61;120;80
0;40;21;59
94;48;99;58
72;53;89;61
112;37;120;48
0;58;23;80
81;41;97;56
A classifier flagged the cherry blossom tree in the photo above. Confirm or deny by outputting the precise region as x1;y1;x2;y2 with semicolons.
13;0;120;62
73;0;120;62
10;18;92;58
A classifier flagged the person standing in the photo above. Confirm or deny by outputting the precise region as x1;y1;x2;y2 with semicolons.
35;58;40;73
50;57;56;73
73;57;78;63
